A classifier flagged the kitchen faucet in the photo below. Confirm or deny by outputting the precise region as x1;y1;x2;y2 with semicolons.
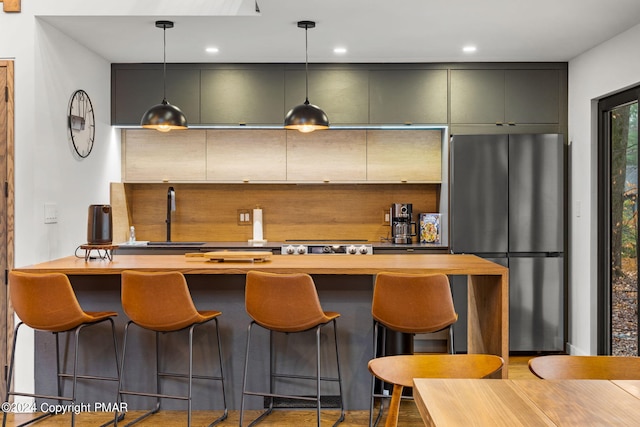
166;186;175;242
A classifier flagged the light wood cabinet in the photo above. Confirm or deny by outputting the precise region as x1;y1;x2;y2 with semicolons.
123;129;443;184
123;130;207;182
286;130;367;182
367;130;442;182
206;129;286;182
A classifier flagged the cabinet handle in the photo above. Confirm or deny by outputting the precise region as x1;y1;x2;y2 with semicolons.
507;122;516;126
495;122;504;126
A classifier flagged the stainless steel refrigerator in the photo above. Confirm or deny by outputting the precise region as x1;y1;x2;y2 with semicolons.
449;134;565;352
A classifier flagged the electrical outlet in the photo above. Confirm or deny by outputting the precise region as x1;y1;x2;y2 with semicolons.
237;209;252;225
382;210;390;225
44;203;58;224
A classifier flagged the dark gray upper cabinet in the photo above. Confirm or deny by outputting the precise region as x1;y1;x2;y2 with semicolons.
111;67;200;126
450;69;504;125
112;63;566;129
369;69;448;124
505;70;560;124
450;68;561;125
201;67;285;125
284;69;369;124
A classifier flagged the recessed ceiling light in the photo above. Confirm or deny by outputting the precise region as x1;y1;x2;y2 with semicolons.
206;47;219;54
333;47;347;55
463;46;477;53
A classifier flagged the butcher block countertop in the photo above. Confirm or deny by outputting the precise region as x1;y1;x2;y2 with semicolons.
14;253;507;276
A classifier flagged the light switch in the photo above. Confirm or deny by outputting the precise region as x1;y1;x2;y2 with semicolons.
237;209;252;225
44;203;58;224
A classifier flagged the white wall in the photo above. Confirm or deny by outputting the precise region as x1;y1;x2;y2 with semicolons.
568;23;640;355
1;15;119;402
0;0;256;401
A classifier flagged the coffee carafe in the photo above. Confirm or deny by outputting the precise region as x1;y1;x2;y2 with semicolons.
390;203;416;244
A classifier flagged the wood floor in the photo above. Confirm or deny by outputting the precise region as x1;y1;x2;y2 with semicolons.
4;356;537;427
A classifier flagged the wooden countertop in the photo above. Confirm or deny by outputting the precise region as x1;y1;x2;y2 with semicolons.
14;254;507;276
16;253;510;377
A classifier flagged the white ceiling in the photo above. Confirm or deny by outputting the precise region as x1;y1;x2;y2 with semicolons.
40;0;640;64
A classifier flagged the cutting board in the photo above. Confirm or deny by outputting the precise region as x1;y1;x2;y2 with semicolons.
185;251;272;262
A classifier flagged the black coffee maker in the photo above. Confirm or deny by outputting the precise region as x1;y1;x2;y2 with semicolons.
390;203;416;244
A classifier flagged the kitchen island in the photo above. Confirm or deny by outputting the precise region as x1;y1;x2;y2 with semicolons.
15;254;508;411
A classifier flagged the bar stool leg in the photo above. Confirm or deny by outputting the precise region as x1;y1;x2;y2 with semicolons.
188;326;194;427
2;323;57;427
332;319;345;425
208;317;228;426
370;322;387;427
448;325;455;354
316;326;322;427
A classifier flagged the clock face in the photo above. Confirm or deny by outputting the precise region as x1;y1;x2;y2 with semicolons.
68;89;95;158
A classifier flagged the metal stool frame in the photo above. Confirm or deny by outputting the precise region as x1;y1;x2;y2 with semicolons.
239;319;345;427
369;320;454;427
3;318;121;427
116;317;227;427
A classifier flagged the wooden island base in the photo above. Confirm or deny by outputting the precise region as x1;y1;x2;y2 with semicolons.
15;254;508;411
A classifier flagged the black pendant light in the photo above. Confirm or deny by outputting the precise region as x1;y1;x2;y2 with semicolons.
284;20;329;133
141;20;188;132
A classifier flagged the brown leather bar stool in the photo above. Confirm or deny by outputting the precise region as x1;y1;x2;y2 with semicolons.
369;272;458;427
4;271;120;427
368;354;504;427
240;270;345;427
117;270;227;427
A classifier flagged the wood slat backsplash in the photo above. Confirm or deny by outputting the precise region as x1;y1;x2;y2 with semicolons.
118;183;440;243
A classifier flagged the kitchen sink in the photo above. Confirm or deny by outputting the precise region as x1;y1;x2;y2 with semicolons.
146;242;205;246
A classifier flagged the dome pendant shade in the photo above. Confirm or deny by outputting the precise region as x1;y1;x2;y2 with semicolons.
141;99;188;132
284;99;329;133
284;20;328;133
141;20;188;132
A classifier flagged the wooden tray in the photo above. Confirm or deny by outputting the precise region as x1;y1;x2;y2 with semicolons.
185;251;272;262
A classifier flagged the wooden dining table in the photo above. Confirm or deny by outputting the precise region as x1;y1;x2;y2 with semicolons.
413;378;640;426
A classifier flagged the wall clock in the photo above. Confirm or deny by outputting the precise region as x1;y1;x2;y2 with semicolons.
68;89;95;158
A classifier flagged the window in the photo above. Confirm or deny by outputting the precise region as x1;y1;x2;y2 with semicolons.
598;87;639;355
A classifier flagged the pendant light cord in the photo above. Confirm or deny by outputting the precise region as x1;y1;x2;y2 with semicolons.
162;25;167;103
304;24;309;105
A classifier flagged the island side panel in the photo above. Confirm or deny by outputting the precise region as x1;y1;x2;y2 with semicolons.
467;272;509;378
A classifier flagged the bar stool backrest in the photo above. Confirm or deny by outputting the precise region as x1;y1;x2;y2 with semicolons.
529;355;640;380
245;270;333;332
369;354;504;388
9;271;90;332
121;270;203;331
372;272;458;333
